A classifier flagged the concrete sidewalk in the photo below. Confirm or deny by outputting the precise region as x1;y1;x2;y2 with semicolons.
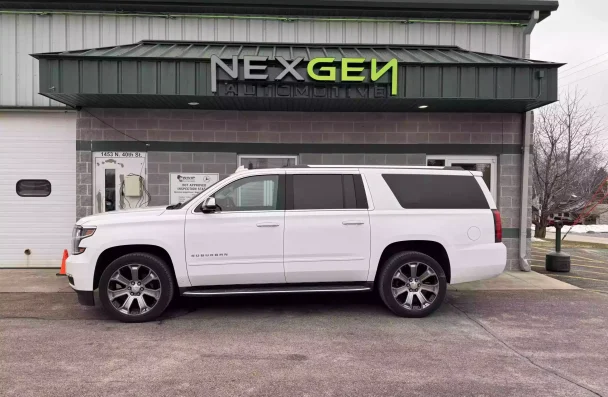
0;269;577;293
449;270;578;291
0;269;73;293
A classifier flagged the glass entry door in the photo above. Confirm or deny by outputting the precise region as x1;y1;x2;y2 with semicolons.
427;156;497;202
92;152;147;214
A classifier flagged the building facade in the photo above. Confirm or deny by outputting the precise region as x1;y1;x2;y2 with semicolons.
0;0;560;269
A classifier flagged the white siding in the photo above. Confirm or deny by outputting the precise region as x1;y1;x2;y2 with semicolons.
0;111;76;267
0;13;525;108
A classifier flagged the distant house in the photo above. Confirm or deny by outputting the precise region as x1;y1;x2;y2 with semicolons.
533;195;603;226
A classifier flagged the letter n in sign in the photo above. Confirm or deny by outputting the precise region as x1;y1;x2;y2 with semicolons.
371;59;398;96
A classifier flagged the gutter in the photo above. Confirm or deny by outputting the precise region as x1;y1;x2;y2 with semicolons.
0;10;526;25
518;10;539;272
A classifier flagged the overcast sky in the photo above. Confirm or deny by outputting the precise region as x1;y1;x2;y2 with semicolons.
532;0;608;139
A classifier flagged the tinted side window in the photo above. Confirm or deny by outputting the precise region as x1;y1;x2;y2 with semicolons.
293;175;343;210
382;174;489;209
16;180;51;197
343;175;357;209
353;175;368;209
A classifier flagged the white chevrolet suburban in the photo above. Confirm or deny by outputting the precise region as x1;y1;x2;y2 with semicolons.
67;165;506;322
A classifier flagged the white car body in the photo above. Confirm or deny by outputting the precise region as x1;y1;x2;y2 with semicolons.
67;165;506;312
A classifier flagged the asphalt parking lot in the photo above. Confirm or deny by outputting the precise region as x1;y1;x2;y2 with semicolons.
531;239;608;295
1;288;608;396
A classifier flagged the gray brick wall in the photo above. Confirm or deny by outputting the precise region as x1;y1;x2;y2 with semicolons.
147;151;236;206
76;109;522;145
498;154;527;271
77;151;93;219
76;108;528;271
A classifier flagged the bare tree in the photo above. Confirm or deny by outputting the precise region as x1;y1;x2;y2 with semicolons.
532;89;606;238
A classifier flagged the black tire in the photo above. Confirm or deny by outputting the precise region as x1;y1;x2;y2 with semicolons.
99;253;175;323
378;251;447;318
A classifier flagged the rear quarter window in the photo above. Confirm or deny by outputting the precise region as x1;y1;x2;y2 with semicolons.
382;174;489;209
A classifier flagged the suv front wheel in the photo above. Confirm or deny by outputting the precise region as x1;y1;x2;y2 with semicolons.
378;251;447;318
99;253;175;323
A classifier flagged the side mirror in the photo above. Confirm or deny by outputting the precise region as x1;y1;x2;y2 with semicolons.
201;197;218;213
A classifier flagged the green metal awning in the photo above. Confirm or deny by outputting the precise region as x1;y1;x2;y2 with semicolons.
32;40;563;112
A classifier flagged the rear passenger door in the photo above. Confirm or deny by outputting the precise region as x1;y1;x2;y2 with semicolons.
283;171;371;283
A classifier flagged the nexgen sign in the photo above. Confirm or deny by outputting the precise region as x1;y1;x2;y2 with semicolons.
210;55;398;96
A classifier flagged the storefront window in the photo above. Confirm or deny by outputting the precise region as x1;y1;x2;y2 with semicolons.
427;156;497;202
238;155;297;169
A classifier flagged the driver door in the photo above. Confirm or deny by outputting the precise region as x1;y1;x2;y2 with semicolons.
185;172;286;286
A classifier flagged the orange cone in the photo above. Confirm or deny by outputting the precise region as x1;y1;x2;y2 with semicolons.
56;249;68;276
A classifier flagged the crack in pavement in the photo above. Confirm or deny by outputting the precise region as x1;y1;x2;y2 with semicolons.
448;301;604;397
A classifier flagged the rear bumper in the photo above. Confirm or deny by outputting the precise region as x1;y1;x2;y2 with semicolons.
450;243;507;284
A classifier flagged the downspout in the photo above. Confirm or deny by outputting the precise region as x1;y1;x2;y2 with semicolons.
518;10;539;272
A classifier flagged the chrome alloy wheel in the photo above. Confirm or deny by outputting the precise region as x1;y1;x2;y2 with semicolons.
391;262;440;310
107;264;162;315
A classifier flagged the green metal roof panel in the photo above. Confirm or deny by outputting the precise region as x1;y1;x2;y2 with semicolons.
33;40;563;67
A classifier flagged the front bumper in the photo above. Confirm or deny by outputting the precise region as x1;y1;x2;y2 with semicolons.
74;289;95;306
66;250;96;293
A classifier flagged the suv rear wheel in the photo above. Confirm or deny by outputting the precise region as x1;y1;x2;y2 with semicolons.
378;251;447;318
99;253;175;323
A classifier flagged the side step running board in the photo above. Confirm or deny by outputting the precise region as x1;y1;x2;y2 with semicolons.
182;285;372;297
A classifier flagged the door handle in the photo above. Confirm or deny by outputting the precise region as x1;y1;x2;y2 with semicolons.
342;221;365;226
256;222;280;228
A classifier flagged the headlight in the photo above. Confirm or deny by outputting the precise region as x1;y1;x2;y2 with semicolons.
72;225;96;255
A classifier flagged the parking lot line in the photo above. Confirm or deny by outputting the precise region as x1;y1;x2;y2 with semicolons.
530;265;608;276
530;259;608;271
541;274;608;283
531;253;606;265
531;251;605;262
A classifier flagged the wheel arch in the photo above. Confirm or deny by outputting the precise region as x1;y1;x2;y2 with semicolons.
375;240;451;284
94;244;176;290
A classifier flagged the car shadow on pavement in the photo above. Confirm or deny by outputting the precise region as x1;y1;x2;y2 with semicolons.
161;291;394;321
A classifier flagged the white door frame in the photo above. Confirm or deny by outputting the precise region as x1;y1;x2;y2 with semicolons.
426;155;498;202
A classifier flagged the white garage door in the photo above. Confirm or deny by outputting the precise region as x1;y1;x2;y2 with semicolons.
0;111;76;267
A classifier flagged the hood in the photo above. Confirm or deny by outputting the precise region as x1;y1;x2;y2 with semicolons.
77;206;168;226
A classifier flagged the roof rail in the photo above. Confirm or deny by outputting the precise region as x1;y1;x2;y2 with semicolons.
235;165;468;171
286;165;467;170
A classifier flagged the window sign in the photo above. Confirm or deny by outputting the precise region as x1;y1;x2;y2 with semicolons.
170;173;219;204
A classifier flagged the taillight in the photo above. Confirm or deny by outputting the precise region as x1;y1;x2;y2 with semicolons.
492;209;502;243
